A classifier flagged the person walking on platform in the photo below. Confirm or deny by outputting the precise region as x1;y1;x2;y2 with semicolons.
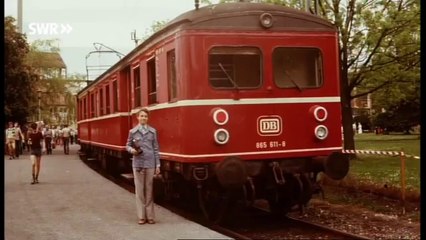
44;125;53;154
14;122;24;158
5;122;16;159
70;128;75;145
126;108;161;225
62;125;71;154
24;124;33;152
28;122;44;184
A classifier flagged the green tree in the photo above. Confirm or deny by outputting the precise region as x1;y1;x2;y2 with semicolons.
26;39;81;126
141;20;169;41
4;16;40;123
373;96;419;134
317;0;420;149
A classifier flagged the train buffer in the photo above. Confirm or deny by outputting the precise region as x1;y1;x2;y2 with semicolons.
5;144;229;240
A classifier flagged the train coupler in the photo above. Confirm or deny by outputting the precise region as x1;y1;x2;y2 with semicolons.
293;174;306;214
312;182;325;199
193;167;208;181
243;177;256;206
271;162;285;185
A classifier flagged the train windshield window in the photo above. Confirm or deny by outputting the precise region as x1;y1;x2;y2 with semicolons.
209;47;261;89
273;47;323;89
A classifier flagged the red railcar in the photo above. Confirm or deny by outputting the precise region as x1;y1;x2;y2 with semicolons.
77;2;348;219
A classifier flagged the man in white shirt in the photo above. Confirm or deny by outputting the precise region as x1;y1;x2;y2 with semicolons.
13;122;24;158
5;122;16;159
62;125;71;154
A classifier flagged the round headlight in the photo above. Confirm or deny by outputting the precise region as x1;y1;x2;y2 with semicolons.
259;13;273;28
213;109;229;125
214;128;230;144
314;106;328;122
315;125;328;140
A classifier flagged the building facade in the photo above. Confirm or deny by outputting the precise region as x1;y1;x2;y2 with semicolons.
30;52;76;126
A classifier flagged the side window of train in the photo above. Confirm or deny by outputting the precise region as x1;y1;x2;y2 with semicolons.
112;80;118;113
96;91;100;117
83;97;87;119
99;88;104;116
208;47;262;89
167;50;177;101
105;84;110;114
90;93;95;118
133;66;141;107
147;58;157;104
273;47;323;89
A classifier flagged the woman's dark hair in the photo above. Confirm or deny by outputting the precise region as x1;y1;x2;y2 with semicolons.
30;122;38;130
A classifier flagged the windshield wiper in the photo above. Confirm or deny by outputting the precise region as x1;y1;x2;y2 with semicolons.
218;63;238;89
284;70;303;92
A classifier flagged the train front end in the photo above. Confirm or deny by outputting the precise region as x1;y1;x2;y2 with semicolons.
156;2;349;217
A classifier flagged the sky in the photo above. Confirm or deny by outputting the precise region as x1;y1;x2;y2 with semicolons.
4;0;219;78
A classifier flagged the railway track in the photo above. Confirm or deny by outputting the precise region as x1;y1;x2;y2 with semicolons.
286;216;372;240
218;204;372;240
83;158;371;240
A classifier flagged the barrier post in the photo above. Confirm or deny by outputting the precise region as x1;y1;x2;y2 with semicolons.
400;150;406;215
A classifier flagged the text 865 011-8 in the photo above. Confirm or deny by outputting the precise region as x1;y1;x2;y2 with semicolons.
255;141;286;149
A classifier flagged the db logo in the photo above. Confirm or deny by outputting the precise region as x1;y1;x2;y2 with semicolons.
257;116;282;136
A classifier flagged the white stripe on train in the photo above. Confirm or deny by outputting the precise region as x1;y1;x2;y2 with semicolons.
77;96;341;124
78;140;420;160
142;96;341;112
79;140;342;158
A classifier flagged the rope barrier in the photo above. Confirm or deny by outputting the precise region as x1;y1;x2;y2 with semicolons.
341;148;420;215
405;154;420;160
342;149;420;159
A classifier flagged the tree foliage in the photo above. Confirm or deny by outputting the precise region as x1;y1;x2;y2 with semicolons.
317;0;420;146
26;39;81;126
141;20;169;41
4;16;40;124
373;96;420;134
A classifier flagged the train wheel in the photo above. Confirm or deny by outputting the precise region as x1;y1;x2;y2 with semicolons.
293;173;313;213
162;171;173;201
159;171;181;202
266;174;300;217
266;190;291;218
197;183;231;223
299;173;313;206
153;176;165;203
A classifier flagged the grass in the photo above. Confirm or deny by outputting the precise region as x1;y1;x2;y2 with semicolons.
319;133;420;218
350;133;420;191
354;133;420;156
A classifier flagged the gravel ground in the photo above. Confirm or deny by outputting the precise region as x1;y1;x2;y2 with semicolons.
287;191;420;240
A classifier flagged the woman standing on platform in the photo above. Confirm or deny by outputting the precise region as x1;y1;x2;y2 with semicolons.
28;122;44;184
126;108;161;225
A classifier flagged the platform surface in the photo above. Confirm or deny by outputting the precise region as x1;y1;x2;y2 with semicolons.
5;144;230;240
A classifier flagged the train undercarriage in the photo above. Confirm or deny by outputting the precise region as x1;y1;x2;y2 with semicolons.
158;154;349;222
79;144;349;223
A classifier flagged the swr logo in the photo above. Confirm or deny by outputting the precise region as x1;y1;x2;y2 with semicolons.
257;116;282;136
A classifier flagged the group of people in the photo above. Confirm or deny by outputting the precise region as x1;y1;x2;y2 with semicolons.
6;109;161;225
5;121;78;184
5;121;44;184
40;124;76;155
5;122;25;160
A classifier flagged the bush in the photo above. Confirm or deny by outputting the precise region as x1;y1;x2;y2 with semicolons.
372;99;419;134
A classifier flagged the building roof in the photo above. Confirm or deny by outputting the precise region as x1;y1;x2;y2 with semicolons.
29;52;67;69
